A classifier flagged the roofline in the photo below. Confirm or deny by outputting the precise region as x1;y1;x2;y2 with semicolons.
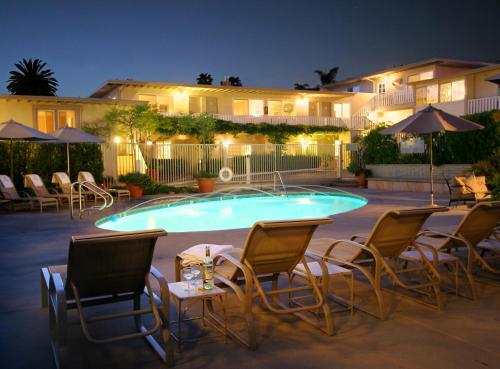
89;79;355;98
0;94;140;105
406;63;500;85
326;58;494;87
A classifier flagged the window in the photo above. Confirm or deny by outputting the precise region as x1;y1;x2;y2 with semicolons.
189;96;201;114
408;70;434;83
347;85;360;93
439;80;465;102
58;111;75;128
205;97;218;114
320;102;332;117
249;100;264;116
137;94;157;105
267;100;282;116
333;103;350;119
233;99;249;115
378;83;386;94
157;95;173;113
37;110;55;133
416;84;438;105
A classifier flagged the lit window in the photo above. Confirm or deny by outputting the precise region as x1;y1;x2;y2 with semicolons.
157;95;173;113
426;84;438;104
333;103;350;118
320;102;332;117
189;96;201;114
233;99;249;115
205;97;218;114
440;83;452;102
267;100;282;116
137;94;157;105
249;100;264;116
408;70;434;83
58;111;75;128
451;80;465;101
378;83;386;94
37;110;55;133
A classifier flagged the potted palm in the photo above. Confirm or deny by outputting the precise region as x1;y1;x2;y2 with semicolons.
118;172;153;198
347;162;370;188
194;171;218;193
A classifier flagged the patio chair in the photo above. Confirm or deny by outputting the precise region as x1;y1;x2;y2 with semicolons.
78;171;130;201
444;176;476;206
52;172;92;203
0;174;58;212
403;202;500;288
307;207;448;320
25;174;80;207
446;175;492;206
40;229;173;368
176;218;333;349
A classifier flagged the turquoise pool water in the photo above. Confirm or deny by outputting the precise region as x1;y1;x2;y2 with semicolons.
96;193;367;233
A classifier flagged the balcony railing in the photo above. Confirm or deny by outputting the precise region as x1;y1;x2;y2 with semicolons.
161;112;350;128
467;96;500;114
371;86;414;109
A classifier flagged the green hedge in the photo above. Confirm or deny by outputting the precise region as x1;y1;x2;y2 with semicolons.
0;142;104;189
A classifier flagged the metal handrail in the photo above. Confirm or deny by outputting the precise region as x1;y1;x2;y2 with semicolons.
70;181;114;219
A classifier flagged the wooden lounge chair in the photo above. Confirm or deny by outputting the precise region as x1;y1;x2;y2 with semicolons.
25;174;80;207
78;171;130;202
40;229;173;368
444;176;476;206
403;202;500;287
175;218;333;350
0;174;58;212
52;172;92;203
445;175;492;206
307;207;448;320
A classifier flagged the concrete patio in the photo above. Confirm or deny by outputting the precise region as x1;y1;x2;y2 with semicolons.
0;188;498;369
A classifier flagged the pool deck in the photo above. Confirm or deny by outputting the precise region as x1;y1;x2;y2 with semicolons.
0;188;499;369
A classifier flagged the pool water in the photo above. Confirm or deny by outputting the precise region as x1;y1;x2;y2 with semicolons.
96;193;367;233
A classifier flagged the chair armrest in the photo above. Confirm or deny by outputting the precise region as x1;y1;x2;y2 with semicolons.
214;252;246;272
49;188;60;195
324;239;376;260
350;234;368;242
49;272;67;338
304;251;322;261
149;265;170;312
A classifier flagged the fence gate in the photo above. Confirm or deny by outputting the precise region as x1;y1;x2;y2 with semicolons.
103;142;360;185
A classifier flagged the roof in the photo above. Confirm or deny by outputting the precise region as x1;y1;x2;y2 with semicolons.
89;79;354;99
406;63;500;85
0;94;139;105
326;58;494;87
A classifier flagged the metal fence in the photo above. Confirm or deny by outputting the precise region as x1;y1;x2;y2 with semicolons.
102;142;361;185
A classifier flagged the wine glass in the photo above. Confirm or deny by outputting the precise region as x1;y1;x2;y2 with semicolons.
192;265;201;287
183;267;194;292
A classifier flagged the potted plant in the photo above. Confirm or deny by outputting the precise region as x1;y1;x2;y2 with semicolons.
118;172;153;198
194;171;218;193
347;162;370;188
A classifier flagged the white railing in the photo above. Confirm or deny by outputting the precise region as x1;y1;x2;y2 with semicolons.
160;112;349;128
350;107;372;130
467;96;500;114
104;143;361;185
371;86;414;109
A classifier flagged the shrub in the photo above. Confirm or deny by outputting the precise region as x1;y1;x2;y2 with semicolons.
193;170;218;179
143;183;194;195
118;172;153;187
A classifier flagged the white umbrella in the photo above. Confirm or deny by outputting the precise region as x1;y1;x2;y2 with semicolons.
0;119;56;179
380;105;484;206
50;126;105;178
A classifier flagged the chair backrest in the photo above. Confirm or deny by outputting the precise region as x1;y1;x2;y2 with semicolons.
234;218;332;278
65;229;167;300
24;174;50;196
364;207;448;259
451;201;500;248
0;175;20;199
52;172;72;194
78;171;96;184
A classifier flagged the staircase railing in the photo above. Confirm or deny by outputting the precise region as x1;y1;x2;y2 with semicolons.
70;181;114;219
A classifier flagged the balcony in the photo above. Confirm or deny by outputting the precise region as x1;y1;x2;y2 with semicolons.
371;86;414;109
161;112;350;128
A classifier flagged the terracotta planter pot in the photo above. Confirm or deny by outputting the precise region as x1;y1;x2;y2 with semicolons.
126;183;144;198
196;177;216;193
149;169;159;182
356;173;367;188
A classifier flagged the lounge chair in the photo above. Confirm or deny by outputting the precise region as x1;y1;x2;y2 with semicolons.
52;172;92;203
40;229;173;368
78;171;130;202
176;218;333;350
25;174;80;207
444;176;476;206
0;174;58;212
446;175;492;206
402;202;500;288
307;207;448;320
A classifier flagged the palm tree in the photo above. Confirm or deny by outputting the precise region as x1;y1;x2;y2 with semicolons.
7;58;58;96
221;76;242;86
314;67;339;86
293;83;319;91
196;73;213;85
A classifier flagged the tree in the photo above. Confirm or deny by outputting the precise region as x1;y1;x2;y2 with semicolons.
293;83;319;91
7;58;58;96
196;73;213;85
221;76;242;86
314;67;339;86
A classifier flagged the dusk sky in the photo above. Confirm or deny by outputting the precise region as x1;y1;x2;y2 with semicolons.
1;0;499;97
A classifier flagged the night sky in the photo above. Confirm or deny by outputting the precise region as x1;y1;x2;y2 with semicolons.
1;0;499;97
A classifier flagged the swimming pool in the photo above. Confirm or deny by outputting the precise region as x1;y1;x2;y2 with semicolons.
96;192;367;233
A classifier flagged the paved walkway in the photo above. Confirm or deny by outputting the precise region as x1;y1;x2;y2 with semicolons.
0;189;498;369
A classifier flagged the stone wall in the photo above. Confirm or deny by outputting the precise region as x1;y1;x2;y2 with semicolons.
366;164;471;181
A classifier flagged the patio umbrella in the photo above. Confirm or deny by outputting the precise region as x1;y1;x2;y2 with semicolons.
380;105;483;206
0;119;56;180
50;126;105;178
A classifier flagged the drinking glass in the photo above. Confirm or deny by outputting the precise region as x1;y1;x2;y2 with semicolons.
192;265;201;287
183;267;194;291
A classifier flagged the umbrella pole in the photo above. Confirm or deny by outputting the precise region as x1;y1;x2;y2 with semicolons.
10;139;14;180
429;133;435;206
66;143;70;178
